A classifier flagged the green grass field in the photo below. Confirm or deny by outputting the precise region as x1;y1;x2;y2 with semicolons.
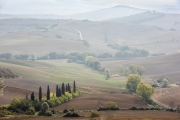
0;59;126;88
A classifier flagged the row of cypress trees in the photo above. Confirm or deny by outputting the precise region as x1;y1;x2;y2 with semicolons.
30;81;76;101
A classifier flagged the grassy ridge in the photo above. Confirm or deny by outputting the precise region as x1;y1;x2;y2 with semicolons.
0;59;125;88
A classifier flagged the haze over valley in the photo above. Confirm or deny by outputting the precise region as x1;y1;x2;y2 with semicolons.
0;0;180;119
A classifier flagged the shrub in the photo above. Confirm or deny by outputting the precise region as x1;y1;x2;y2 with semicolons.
63;112;81;117
63;109;69;113
10;98;32;112
72;89;81;97
41;102;49;115
91;111;100;118
0;109;12;117
46;111;52;116
69;108;75;112
26;107;35;115
32;99;42;111
106;102;118;109
0;104;11;110
130;106;138;110
51;110;56;114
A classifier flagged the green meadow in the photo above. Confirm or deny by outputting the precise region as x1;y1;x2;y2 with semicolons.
0;59;126;88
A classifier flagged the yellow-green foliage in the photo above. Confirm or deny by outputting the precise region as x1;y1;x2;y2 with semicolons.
126;74;142;92
26;107;35;115
136;83;155;100
106;102;118;109
10;98;32;111
0;109;12;117
0;104;10;110
72;89;81;97
10;98;24;110
46;91;74;107
91;111;100;118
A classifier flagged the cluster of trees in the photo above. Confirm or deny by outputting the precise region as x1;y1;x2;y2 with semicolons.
126;74;155;100
0;49;150;62
0;53;35;60
97;53;113;59
107;43;149;58
118;64;146;76
38;52;96;63
83;40;90;47
152;76;170;88
85;56;110;79
5;81;81;116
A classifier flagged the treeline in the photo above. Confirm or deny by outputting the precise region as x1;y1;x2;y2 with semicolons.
85;56;110;79
0;47;150;61
107;43;149;58
0;53;35;60
1;81;81;116
118;64;146;76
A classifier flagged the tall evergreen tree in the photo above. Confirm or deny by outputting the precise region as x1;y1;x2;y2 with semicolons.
62;83;65;95
58;87;61;97
31;91;35;101
56;85;58;97
68;83;71;93
67;83;70;92
66;84;68;92
39;86;42;101
73;81;76;93
47;85;50;100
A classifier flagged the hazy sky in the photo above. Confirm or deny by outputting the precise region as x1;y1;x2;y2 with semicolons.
0;0;179;15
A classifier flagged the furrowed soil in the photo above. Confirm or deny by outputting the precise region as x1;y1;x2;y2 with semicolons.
153;87;180;108
0;110;179;120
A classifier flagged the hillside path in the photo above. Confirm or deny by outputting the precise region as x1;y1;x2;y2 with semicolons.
75;29;84;40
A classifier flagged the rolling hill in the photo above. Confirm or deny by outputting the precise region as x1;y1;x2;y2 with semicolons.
61;5;146;21
0;18;180;56
108;11;165;24
0;5;146;21
100;53;180;84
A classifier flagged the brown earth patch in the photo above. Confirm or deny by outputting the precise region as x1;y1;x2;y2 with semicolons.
0;67;18;79
153;87;180;109
52;93;147;111
100;53;180;84
0;110;179;120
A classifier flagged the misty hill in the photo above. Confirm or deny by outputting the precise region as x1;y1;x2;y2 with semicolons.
140;13;180;31
61;5;146;21
109;11;180;31
0;18;180;56
108;11;165;24
0;5;146;21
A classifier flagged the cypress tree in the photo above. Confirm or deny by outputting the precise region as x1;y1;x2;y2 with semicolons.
73;81;76;93
69;84;71;93
47;85;50;100
58;87;61;97
62;83;65;95
31;91;35;101
66;84;68;92
56;85;58;97
39;86;42;101
67;83;70;93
